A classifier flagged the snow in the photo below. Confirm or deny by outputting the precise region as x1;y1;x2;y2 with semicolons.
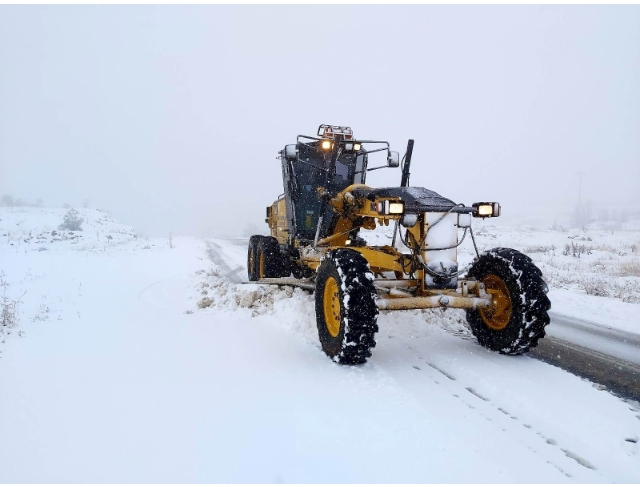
1;207;639;482
549;289;640;336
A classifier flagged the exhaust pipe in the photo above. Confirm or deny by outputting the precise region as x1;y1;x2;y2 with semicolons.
393;139;415;248
400;139;414;188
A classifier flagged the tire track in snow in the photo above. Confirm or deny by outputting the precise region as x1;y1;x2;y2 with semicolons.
392;341;593;478
205;240;245;284
374;341;578;478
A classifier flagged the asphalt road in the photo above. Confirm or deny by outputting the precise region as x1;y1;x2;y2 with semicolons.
530;313;640;402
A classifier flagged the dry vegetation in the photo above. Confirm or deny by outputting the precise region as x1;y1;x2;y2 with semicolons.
471;223;640;304
617;260;640;278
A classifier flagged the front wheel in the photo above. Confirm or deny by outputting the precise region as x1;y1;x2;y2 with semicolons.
465;247;550;355
315;249;379;365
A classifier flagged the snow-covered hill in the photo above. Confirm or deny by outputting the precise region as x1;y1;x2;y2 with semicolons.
0;206;166;347
0;206;139;252
0;207;639;482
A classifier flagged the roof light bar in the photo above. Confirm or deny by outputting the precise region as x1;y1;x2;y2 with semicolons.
317;124;354;140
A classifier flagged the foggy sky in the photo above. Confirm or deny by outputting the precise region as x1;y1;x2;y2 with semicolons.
1;5;639;237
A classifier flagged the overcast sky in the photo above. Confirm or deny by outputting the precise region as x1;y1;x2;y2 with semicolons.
1;5;639;236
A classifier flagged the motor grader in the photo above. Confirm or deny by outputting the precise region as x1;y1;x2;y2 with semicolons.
248;124;550;365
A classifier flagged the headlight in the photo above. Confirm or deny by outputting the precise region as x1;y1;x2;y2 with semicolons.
472;202;501;218
321;140;332;150
376;200;404;215
344;142;361;152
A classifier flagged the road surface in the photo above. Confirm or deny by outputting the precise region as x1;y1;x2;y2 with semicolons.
532;314;640;402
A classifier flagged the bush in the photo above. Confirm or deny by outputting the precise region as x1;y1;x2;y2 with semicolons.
1;275;24;329
1;194;15;207
59;208;84;231
582;278;609;297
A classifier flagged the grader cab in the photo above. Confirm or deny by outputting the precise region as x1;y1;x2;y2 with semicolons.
248;124;550;364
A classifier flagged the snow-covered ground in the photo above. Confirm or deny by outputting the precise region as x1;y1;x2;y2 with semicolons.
1;207;639;482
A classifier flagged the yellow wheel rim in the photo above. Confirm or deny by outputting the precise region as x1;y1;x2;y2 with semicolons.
323;276;341;338
259;250;265;279
479;274;512;331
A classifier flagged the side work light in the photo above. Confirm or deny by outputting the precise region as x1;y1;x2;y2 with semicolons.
376;200;404;215
472;202;501;218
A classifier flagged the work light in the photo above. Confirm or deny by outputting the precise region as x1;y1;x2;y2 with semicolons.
376;200;404;215
343;142;361;152
321;140;332;150
472;202;501;218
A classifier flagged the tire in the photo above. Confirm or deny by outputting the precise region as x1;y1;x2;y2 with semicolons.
465;247;551;355
257;236;285;278
247;236;261;282
315;249;379;364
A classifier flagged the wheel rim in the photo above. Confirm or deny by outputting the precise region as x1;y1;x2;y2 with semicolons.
259;250;265;279
323;276;341;338
479;274;512;331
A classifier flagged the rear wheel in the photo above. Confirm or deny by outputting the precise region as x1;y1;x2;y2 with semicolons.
315;249;379;364
257;236;285;278
247;236;261;281
465;247;550;354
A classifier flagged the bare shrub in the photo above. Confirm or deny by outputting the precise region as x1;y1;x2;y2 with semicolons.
525;245;556;254
1;297;19;328
582;279;609;297
1;275;25;329
595;243;617;253
617;260;640;278
563;242;592;258
589;260;609;272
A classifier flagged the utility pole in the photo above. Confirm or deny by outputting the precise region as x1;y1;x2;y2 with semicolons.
576;171;586;226
577;171;586;209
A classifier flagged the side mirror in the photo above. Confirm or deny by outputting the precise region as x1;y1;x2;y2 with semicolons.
284;144;297;161
388;151;400;168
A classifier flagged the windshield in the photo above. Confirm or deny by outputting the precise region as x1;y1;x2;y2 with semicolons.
289;144;366;239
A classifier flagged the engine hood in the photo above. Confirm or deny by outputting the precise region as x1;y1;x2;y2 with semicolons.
351;187;457;213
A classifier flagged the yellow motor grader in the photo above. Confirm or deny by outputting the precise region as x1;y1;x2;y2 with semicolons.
248;124;550;364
